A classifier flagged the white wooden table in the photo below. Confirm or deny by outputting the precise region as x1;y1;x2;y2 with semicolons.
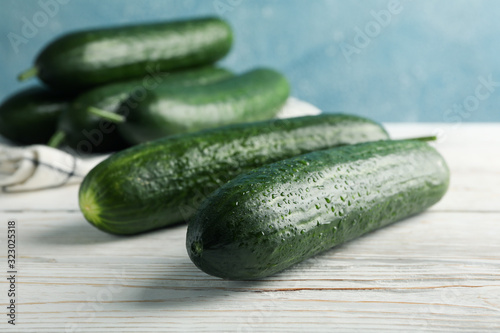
1;124;499;333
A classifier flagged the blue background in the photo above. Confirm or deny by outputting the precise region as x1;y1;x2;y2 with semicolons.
1;0;499;122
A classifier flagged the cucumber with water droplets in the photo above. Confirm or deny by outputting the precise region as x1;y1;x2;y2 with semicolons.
79;114;389;235
186;139;450;280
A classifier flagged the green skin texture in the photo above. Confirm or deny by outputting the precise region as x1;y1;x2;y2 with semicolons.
59;66;233;153
33;17;232;90
0;86;71;144
118;68;291;144
79;115;390;235
186;140;450;280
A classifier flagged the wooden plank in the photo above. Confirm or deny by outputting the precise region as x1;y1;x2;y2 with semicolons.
0;210;498;332
1;184;80;212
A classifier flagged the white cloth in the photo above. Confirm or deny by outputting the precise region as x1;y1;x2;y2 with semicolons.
0;145;107;193
276;97;322;119
0;97;321;192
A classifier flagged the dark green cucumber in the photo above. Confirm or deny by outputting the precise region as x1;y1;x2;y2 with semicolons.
0;86;72;144
54;66;233;153
79;114;389;235
116;68;291;144
18;17;232;90
186;140;450;280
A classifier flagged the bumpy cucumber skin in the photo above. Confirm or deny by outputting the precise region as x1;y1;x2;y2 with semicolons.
186;140;450;280
118;68;291;144
0;86;71;144
79;115;389;235
34;17;232;90
59;66;233;153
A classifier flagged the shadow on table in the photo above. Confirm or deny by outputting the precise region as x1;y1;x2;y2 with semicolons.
134;258;269;310
131;214;432;309
32;214;131;245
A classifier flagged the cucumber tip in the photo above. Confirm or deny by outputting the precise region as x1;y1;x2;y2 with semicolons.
79;189;103;227
17;67;38;82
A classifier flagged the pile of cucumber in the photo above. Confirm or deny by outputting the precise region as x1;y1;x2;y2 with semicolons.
79;114;449;279
1;17;289;152
2;17;450;280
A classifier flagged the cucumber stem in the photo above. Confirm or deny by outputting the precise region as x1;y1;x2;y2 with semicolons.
17;67;38;82
47;130;66;148
88;107;126;123
405;135;437;142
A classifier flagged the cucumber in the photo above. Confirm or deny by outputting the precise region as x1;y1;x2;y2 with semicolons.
53;66;233;153
0;86;72;144
114;68;291;144
79;114;389;235
18;17;232;90
186;140;450;280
